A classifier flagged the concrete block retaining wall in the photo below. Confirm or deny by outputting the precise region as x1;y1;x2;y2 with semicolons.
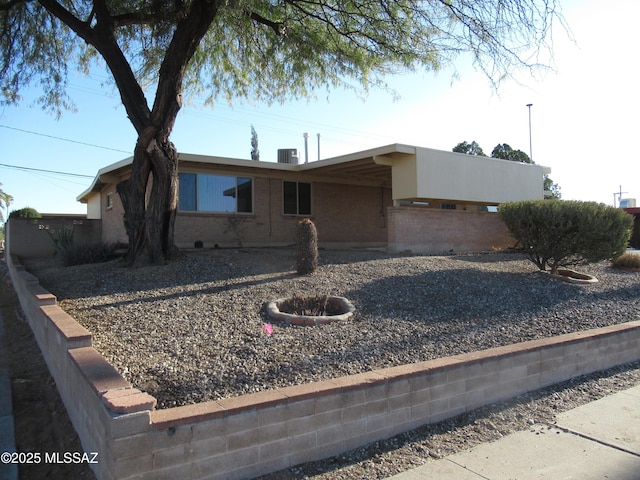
6;254;640;480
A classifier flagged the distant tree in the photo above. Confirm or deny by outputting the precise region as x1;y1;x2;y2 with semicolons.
1;0;566;265
453;141;486;156
9;207;41;219
250;125;260;162
490;143;532;163
544;175;561;199
0;184;13;222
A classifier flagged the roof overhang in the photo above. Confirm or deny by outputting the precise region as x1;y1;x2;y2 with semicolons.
76;157;133;203
77;144;415;203
77;143;549;206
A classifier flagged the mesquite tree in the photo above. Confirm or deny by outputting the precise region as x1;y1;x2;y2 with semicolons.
1;0;566;265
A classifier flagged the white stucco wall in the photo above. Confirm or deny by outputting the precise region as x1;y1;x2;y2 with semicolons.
86;193;101;219
392;147;546;204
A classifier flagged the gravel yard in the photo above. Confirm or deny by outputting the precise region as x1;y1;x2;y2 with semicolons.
23;247;640;410
19;247;640;479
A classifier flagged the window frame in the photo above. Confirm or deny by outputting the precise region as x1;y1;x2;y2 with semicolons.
106;192;114;210
283;181;312;216
178;172;254;214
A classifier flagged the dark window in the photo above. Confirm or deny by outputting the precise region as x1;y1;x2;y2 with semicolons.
283;181;311;215
179;173;197;211
179;173;253;213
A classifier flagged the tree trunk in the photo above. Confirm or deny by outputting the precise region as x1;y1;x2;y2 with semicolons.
117;129;179;266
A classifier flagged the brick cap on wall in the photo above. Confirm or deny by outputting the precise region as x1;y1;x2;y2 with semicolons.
149;320;640;431
102;388;157;414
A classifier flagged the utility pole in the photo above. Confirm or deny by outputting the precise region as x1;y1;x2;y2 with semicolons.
526;103;533;163
613;185;628;207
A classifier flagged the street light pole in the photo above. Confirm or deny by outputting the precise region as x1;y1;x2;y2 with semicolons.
526;103;533;163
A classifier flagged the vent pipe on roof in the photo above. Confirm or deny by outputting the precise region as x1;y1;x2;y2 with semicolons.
317;133;321;161
303;132;309;163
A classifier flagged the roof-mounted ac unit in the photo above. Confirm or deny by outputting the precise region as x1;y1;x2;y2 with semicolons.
277;149;299;165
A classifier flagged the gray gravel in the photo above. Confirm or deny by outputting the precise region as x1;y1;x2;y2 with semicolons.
24;248;640;409
21;248;640;479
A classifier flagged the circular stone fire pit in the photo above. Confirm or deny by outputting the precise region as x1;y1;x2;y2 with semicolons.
266;295;356;326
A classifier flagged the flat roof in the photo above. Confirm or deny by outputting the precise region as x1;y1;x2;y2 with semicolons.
77;144;414;202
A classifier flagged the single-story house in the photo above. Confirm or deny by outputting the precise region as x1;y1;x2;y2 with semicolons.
77;144;551;254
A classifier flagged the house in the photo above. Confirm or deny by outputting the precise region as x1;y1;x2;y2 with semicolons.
77;144;550;254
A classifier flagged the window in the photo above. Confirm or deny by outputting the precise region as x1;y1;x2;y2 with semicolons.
440;203;457;210
283;181;311;215
179;173;253;213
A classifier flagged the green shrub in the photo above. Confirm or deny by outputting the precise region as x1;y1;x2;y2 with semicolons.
9;207;41;219
499;200;633;273
47;225;74;254
296;218;318;275
612;252;640;270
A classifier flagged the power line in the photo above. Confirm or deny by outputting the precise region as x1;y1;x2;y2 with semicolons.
0;124;131;154
0;163;94;178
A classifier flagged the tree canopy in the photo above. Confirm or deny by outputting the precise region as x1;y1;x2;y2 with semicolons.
453;140;486;156
0;184;12;221
1;0;567;264
250;125;260;161
491;143;532;163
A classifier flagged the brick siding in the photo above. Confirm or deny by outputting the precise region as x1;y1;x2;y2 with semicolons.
388;205;515;254
173;178;391;248
6;253;640;480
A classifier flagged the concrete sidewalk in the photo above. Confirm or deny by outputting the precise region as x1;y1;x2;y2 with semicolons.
388;385;640;480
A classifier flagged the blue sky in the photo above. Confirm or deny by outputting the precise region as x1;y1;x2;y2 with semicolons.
1;0;638;216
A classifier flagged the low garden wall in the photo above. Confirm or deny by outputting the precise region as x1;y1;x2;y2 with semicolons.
6;217;102;258
6;253;640;480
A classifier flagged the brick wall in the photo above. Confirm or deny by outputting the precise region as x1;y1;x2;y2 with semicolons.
388;206;515;254
312;183;390;245
6;255;153;480
173;178;391;248
6;217;102;258
7;254;640;480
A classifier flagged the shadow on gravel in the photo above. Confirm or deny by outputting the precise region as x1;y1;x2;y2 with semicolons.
88;271;299;312
345;268;584;323
21;249;300;301
450;251;528;263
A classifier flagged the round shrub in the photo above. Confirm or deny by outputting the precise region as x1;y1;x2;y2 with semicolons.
499;200;633;273
612;252;640;270
9;207;41;219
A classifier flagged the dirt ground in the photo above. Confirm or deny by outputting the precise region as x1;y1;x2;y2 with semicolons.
1;264;96;480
